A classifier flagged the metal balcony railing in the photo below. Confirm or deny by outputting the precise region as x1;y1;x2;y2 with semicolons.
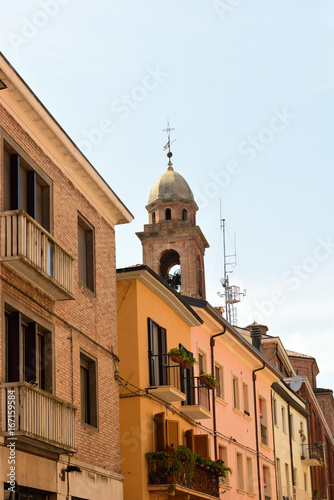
149;354;183;392
147;453;220;498
300;443;324;465
1;382;77;453
0;210;74;300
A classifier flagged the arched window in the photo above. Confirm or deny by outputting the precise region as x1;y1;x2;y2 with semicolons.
152;212;156;223
182;209;188;220
165;208;171;220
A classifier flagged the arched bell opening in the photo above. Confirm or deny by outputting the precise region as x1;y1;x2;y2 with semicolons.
160;250;181;292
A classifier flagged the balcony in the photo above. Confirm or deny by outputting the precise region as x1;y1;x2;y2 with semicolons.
0;210;74;300
182;379;211;420
1;382;77;454
147;452;220;499
301;443;323;466
147;354;186;403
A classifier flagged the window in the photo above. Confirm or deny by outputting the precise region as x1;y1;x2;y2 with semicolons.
237;452;245;490
243;382;250;416
148;318;167;386
273;398;278;426
198;350;207;373
152;211;156;223
182;208;188;220
184;429;209;457
165;208;171;220
293;467;297;486
3;142;51;231
303;472;307;491
246;456;254;493
285;462;290;488
282;406;287;433
263;465;271;498
78;215;95;291
276;457;282;496
219;444;229;485
289;412;295;439
80;352;97;427
4;485;50;499
215;364;225;400
259;397;268;445
5;308;52;392
233;376;240;409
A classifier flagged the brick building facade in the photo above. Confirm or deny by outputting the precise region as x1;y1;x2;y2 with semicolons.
0;53;132;499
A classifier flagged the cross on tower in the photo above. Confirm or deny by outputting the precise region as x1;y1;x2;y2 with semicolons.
163;119;176;170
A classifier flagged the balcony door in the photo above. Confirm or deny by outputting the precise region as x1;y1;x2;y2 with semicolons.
180;344;195;406
148;318;168;387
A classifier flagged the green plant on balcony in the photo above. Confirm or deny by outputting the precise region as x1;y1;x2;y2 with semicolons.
315;441;324;450
168;348;197;369
195;455;231;479
199;371;219;389
146;451;173;484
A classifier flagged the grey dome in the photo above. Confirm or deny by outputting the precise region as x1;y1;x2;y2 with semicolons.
148;168;194;205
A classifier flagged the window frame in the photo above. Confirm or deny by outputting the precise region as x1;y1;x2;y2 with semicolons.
232;374;240;410
4;303;53;393
80;350;98;428
2;133;52;233
78;213;95;293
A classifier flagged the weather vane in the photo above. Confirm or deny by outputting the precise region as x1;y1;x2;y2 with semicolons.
163;118;176;170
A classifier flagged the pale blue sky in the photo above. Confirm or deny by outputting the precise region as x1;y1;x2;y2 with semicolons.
1;0;334;388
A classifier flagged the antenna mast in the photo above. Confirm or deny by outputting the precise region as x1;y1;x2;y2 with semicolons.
218;203;246;325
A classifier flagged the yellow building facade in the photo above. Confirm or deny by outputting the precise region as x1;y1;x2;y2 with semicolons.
117;265;229;500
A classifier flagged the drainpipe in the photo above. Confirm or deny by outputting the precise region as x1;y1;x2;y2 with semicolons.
253;362;266;500
287;402;295;498
271;389;278;499
210;327;226;460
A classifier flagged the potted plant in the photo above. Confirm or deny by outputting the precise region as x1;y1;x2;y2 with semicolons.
168;348;197;369
199;371;219;389
146;451;173;484
315;441;324;450
299;429;307;443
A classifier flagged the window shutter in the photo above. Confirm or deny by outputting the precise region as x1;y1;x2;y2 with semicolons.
160;327;168;385
78;223;87;285
3;149;11;211
185;429;194;451
166;420;179;448
25;322;37;383
7;311;21;382
148;318;155;386
194;434;209;458
10;154;20;210
27;170;36;220
154;412;166;451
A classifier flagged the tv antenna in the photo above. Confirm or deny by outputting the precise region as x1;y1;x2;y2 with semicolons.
217;201;246;325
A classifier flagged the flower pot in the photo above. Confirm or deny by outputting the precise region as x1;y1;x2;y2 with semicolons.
181;359;192;369
170;353;182;364
200;375;215;389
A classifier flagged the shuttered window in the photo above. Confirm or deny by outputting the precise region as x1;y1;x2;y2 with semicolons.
185;429;194;451
154;413;179;451
80;352;97;427
194;434;209;458
3;146;50;231
78;215;95;292
5;308;52;392
148;318;167;387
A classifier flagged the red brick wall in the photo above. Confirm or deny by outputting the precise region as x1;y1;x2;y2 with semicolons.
0;104;121;472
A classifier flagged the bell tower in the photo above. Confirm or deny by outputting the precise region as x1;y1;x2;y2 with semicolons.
136;123;209;299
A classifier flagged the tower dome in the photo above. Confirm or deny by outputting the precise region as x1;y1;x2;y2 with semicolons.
148;166;195;206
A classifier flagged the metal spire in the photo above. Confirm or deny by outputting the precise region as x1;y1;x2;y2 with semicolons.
163;118;176;171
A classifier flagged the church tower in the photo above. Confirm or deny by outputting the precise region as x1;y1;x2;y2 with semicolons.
136;125;209;299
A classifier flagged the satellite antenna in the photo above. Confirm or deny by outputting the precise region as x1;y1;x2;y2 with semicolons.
290;375;302;392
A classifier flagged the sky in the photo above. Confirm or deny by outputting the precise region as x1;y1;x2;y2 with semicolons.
1;0;334;388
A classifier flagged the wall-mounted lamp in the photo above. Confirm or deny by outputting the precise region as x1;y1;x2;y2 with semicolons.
60;465;82;481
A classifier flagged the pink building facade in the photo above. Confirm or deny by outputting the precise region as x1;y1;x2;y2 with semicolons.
185;298;282;500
